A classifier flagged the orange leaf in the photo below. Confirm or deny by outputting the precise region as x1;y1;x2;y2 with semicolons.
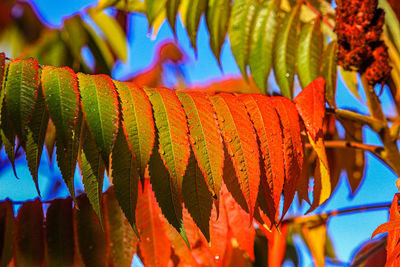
222;184;256;261
136;180;172;267
372;193;400;266
270;97;303;220
239;94;284;219
209;198;229;263
268;224;288;267
210;93;260;220
301;222;327;267
293;77;326;141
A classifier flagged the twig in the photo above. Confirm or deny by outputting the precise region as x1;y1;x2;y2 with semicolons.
326;108;385;132
304;0;335;30
305;140;383;154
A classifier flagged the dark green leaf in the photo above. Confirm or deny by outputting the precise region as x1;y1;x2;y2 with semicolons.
80;128;105;225
111;124;140;236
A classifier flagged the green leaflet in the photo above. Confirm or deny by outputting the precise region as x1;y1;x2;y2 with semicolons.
113;81;155;179
78;73;119;163
1;96;17;178
89;10;128;62
148;140;189;246
186;0;207;52
111;125;140;236
320;41;337;107
15;199;45;267
228;0;259;79
41;66;80;146
5;58;40;141
340;67;360;100
176;91;224;199
82;22;114;75
379;0;400;53
0;200;14;267
45;198;74;267
104;188;138;266
63;16;88;69
206;0;230;64
143;87;190;195
273;4;301;98
297;17;323;89
75;194;108;267
166;0;180;34
80;128;105;225
145;0;165;28
25;89;49;197
182;152;212;242
56;110;83;202
249;0;280;93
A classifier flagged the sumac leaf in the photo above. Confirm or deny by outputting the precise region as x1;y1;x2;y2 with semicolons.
0;200;14;267
46;198;74;267
210;93;260;220
176;91;224;199
206;0;230;63
15;199;44;267
270;97;303;220
297;17;323;89
249;0;280;93
25;89;49;196
320;41;338;107
75;194;108;267
5;58;40;141
104;188;138;266
111;124;140;236
78;73;119;163
144;87;190;197
239;94;284;219
182;152;213;242
80;128;105;224
113;81;155;179
185;0;207;52
136;180;172;266
273;4;301;98
228;0;259;79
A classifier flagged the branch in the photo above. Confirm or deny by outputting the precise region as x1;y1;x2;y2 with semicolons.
326;108;385;132
283;202;392;225
361;76;400;177
305;140;383;154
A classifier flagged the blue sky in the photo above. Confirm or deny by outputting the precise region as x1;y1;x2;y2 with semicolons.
1;0;398;266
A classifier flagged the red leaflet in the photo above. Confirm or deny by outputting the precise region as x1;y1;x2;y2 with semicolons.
270;97;303;220
209;198;229;263
136;180;172;267
222;184;255;261
239;94;284;219
293;77;326;141
372;193;400;266
210;93;260;221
